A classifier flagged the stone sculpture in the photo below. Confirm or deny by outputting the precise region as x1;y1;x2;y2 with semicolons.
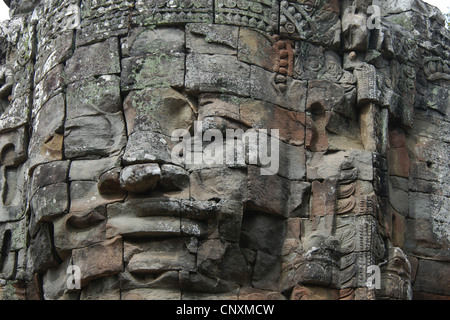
0;0;448;300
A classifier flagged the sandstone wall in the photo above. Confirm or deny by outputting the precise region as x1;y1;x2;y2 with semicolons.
0;0;448;300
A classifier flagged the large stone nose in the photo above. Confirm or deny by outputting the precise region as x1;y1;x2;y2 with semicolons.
97;163;189;195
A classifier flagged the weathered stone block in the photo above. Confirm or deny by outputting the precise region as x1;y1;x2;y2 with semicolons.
31;161;69;197
66;75;122;116
121;54;185;91
405;219;448;258
413;260;450;296
342;10;369;51
108;199;176;219
122;131;174;165
132;0;213;26
65;37;121;83
280;0;341;48
160;164;190;191
311;179;337;220
64;75;127;159
70;156;121;182
77;0;132;46
240;99;306;146
354;64;379;106
33;64;65;116
0;94;32;134
307;80;354;119
250;66;307;112
1;0;449;302
359;104;378;152
294;41;325;80
0;251;16;280
237;28;278;72
240;211;286;256
198;94;241;123
80;276;121;300
31;183;69;223
29;94;65;168
72;236;124;287
179;270;238;294
190;168;247;202
247;166;295;218
42;258;73;300
34;30;74;85
123;88;195;136
391;208;406;249
291;284;340;300
388;177;409;216
186;53;251;96
125;239;196;274
106;216;181;239
252;251;281;291
181;218;210;237
219;244;252;285
307;150;373;181
288;182;311;218
197;239;227;277
120;164;162;194
218;201;244;243
267;136;307;180
187;23;239;55
97;168;123;196
122;288;181;300
70;181;125;214
53;213;107;254
326;111;364;151
238;288;285;300
119;269;180;291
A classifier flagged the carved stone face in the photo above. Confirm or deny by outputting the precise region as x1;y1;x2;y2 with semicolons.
29;22;391;300
45;25;313;300
3;0;440;301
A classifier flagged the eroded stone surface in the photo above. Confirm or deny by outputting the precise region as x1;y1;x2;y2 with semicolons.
0;0;448;301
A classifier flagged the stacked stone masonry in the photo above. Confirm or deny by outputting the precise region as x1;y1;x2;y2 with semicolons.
0;0;448;300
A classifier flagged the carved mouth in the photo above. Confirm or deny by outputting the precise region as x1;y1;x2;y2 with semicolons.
105;198;221;239
120;269;181;291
